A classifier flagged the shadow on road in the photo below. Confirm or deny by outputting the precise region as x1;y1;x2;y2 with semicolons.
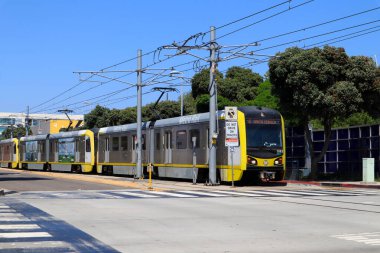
0;177;51;182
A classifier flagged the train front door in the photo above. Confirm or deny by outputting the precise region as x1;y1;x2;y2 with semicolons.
164;131;172;164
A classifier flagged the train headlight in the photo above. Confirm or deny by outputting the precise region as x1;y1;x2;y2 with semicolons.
274;157;283;165
247;156;257;165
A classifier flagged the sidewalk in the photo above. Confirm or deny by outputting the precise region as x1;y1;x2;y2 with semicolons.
286;180;380;189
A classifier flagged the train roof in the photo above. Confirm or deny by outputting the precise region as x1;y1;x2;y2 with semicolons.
20;135;48;142
0;138;17;144
154;111;224;128
49;130;89;139
238;106;281;119
98;122;150;135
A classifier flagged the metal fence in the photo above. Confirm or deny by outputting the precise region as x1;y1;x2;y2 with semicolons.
285;124;380;180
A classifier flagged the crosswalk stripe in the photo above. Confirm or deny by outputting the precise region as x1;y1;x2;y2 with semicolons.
212;190;265;197
266;190;330;196
178;191;229;197
0;213;25;217
245;190;295;197
0;217;30;221
0;224;41;230
0;206;11;209
147;191;195;198
310;190;362;196
109;191;159;198
95;192;124;199
0;241;71;250
0;232;52;238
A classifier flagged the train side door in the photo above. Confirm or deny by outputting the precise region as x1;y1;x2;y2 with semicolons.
164;131;172;164
132;135;136;163
104;137;110;163
85;137;91;164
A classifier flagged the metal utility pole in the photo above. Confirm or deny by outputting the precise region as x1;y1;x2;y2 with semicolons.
208;26;217;185
26;105;30;136
136;49;143;179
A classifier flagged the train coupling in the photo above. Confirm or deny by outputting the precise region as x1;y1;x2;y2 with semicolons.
260;171;276;181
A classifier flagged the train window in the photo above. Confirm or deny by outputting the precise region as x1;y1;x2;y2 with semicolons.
85;139;91;152
121;136;128;151
13;144;16;154
176;130;187;149
156;133;160;150
189;129;200;149
112;137;119;151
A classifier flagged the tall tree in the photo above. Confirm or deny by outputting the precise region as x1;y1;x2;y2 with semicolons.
269;46;378;178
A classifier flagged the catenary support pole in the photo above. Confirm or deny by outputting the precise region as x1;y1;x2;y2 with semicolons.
26;105;29;136
208;26;217;185
136;49;143;179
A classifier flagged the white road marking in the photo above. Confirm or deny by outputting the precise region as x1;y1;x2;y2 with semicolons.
213;190;265;197
332;232;380;246
112;191;159;198
0;217;30;221
246;190;295;197
148;191;194;198
263;190;330;196
0;232;52;238
0;241;71;250
178;191;229;197
0;213;24;217
0;224;40;230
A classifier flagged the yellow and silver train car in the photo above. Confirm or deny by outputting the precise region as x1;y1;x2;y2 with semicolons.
19;135;49;170
0;138;19;169
97;106;285;182
48;130;95;173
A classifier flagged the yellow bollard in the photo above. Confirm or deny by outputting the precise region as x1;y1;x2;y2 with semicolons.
147;163;153;190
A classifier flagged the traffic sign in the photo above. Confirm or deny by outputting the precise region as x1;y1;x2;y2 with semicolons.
225;106;238;121
225;121;239;147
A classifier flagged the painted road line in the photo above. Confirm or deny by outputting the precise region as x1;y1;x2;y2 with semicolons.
147;191;195;198
312;189;362;196
178;191;230;197
108;191;160;198
0;213;25;217
94;192;124;199
0;240;73;250
332;232;380;246
272;190;331;196
0;217;30;221
0;232;52;238
213;190;266;197
0;224;41;230
246;190;296;197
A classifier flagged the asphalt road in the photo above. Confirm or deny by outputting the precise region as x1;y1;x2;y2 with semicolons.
1;167;380;252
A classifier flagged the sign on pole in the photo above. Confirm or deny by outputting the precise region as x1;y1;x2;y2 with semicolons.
225;106;239;147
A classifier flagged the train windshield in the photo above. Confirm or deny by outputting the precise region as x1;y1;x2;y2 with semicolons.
246;119;282;148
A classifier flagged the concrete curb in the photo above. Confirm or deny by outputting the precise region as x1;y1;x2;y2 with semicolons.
286;180;380;189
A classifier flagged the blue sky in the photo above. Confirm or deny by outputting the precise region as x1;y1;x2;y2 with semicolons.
0;0;379;115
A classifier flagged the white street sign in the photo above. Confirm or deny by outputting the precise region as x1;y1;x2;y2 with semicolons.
225;121;239;147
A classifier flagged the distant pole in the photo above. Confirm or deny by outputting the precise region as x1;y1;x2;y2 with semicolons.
26;105;29;136
208;26;217;185
374;54;378;67
136;49;143;179
180;84;184;116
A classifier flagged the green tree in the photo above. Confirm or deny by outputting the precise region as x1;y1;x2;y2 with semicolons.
269;46;378;179
143;100;181;121
84;105;111;128
182;92;196;115
191;69;223;99
1;125;31;139
251;80;279;110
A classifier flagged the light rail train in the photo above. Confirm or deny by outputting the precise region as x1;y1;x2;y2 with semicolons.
0;106;286;183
